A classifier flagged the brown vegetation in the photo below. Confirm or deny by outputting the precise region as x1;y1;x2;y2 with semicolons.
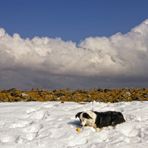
0;88;148;102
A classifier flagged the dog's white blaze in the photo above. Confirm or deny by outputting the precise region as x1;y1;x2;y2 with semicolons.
80;111;97;127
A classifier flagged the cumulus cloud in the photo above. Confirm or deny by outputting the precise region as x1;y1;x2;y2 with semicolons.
0;19;148;89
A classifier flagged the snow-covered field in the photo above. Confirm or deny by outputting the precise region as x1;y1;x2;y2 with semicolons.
0;101;148;148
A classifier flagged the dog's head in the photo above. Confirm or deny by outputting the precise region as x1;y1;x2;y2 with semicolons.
75;111;97;127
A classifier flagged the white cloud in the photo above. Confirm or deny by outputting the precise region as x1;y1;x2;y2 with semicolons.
0;19;148;89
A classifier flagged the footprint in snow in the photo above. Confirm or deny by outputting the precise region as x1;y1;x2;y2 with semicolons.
68;136;88;147
26;108;37;114
0;134;16;143
9;120;31;128
118;123;140;137
23;123;43;133
28;110;50;120
20;124;43;141
16;132;37;142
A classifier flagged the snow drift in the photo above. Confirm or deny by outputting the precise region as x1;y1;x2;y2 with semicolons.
0;101;148;148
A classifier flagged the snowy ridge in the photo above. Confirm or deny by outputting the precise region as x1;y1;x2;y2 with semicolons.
0;101;148;148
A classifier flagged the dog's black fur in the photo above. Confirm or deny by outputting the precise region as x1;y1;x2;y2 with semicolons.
75;111;125;128
94;111;125;128
76;112;92;119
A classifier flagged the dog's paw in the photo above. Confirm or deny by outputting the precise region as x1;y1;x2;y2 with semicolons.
95;128;101;132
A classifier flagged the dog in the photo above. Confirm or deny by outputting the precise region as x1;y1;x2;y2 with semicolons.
75;110;125;129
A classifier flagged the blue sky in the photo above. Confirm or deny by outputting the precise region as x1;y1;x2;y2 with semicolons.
0;0;148;42
0;0;148;89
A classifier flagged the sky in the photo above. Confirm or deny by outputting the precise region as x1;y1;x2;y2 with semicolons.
0;0;148;89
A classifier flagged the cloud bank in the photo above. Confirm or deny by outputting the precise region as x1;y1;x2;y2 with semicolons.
0;19;148;89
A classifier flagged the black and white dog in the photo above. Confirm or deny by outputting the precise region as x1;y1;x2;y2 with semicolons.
75;110;125;129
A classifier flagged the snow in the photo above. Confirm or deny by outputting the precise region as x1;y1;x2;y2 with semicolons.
0;101;148;148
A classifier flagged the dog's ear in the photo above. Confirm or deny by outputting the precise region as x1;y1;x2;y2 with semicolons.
83;113;92;119
75;112;82;118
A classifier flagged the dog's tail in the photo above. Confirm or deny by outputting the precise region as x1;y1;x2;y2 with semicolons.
114;112;126;125
111;112;125;126
118;112;126;123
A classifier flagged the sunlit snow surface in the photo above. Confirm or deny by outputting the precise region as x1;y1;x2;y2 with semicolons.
0;101;148;148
